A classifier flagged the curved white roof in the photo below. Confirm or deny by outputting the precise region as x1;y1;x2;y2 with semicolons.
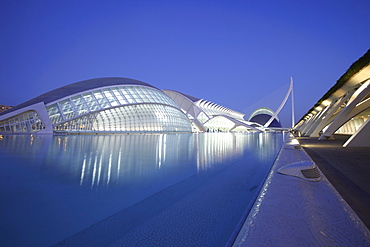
0;77;156;116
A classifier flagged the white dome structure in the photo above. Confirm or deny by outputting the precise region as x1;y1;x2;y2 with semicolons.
0;78;192;134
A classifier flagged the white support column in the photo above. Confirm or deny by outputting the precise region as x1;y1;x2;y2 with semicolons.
300;112;320;135
295;117;313;132
344;117;370;147
319;82;370;140
308;95;349;137
304;107;330;137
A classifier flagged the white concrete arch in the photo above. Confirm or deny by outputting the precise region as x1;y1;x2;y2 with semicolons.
319;80;370;140
0;102;53;134
295;55;370;147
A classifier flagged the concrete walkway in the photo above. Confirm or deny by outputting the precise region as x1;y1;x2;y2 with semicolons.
233;134;370;246
298;135;370;229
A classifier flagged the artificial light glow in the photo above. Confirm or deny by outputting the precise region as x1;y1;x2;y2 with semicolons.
288;138;300;145
322;100;332;106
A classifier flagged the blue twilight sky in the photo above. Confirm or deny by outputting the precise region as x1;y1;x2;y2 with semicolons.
1;0;369;127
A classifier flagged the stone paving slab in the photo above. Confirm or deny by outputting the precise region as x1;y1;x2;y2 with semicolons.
233;135;370;246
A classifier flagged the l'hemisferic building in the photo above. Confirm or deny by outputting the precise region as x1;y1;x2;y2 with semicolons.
0;77;279;134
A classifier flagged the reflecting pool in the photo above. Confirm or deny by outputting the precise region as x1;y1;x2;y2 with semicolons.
0;132;286;246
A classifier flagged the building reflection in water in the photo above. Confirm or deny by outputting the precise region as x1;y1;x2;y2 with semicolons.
0;132;284;190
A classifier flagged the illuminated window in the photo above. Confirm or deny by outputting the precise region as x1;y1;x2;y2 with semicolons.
59;99;76;120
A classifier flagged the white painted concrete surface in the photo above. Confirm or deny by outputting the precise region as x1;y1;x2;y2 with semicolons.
233;135;370;246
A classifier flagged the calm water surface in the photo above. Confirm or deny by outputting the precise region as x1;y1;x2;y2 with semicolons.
0;132;286;246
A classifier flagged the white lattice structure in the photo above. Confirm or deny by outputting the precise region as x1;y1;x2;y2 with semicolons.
163;90;261;132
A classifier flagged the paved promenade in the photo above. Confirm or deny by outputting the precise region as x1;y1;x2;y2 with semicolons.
233;134;370;246
298;135;370;229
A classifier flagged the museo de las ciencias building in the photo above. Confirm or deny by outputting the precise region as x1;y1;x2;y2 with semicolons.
0;77;278;134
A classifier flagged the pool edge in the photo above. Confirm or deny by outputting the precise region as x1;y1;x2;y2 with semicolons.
231;133;370;246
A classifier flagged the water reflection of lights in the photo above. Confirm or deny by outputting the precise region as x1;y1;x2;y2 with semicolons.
72;134;192;189
156;134;167;168
195;133;244;172
30;135;35;146
0;133;285;190
80;154;87;185
256;132;282;162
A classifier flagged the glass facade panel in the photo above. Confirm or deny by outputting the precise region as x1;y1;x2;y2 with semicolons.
59;99;76;120
93;91;110;109
197;112;209;123
71;95;89;116
119;88;135;104
54;104;191;133
0;111;45;133
47;104;63;124
83;93;101;112
102;88;119;107
111;87;128;105
204;116;235;132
